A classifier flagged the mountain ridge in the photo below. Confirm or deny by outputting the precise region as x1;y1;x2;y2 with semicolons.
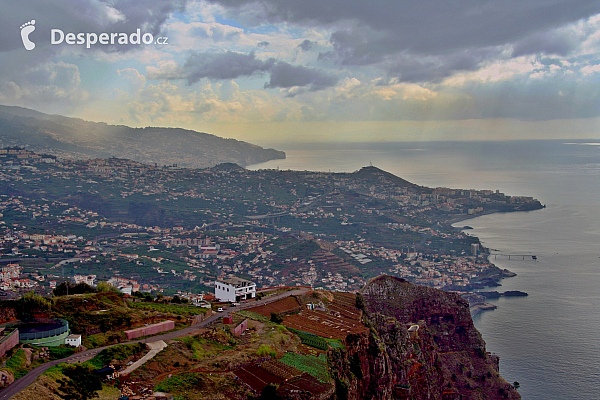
0;105;285;168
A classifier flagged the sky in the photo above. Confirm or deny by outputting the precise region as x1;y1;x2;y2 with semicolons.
1;0;600;144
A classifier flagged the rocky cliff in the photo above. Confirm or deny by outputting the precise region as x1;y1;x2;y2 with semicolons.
327;276;520;400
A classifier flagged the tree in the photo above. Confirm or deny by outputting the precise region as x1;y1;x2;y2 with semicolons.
513;381;520;390
15;291;51;319
96;281;120;294
259;383;280;400
270;313;283;324
58;364;102;400
53;282;96;296
355;293;365;310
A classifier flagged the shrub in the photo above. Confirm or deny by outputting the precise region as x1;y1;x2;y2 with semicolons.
255;344;276;358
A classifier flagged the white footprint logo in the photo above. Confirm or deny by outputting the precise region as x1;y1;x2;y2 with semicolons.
20;20;36;51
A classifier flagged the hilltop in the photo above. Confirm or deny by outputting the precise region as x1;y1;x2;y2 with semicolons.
350;165;419;188
0;105;285;168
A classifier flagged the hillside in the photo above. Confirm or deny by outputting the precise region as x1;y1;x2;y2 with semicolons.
351;165;419;188
0;105;285;168
0;279;520;399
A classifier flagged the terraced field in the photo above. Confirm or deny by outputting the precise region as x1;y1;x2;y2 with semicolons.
244;297;302;318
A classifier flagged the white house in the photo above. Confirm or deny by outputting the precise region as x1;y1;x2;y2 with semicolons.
65;334;82;347
74;274;96;286
215;277;256;303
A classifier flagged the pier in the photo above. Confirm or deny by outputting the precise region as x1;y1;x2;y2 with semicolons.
490;254;537;260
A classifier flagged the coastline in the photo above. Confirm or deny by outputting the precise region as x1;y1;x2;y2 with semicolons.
470;302;498;316
450;212;523;315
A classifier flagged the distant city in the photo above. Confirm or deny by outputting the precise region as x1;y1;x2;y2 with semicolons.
0;147;541;303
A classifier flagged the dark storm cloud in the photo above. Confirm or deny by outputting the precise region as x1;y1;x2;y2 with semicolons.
0;0;187;53
264;62;338;91
149;51;275;84
206;0;600;52
385;48;502;83
298;39;316;51
151;51;337;92
207;0;600;81
512;30;583;57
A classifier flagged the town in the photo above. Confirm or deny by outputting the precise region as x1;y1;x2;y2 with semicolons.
0;147;542;299
0;147;535;399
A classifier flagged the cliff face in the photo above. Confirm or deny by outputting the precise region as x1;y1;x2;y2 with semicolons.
328;276;520;400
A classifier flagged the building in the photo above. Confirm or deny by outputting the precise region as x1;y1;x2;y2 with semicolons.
0;264;21;282
65;334;82;347
215;277;256;303
74;274;96;286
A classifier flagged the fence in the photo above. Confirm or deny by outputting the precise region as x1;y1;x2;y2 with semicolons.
18;319;69;341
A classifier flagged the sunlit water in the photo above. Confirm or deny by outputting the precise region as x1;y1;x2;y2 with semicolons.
249;140;600;399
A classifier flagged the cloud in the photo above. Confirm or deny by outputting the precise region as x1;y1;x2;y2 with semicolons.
580;64;600;75
298;39;316;51
207;0;600;52
264;62;339;92
207;0;600;83
148;50;338;93
257;41;270;47
148;51;275;84
0;61;88;113
0;0;188;53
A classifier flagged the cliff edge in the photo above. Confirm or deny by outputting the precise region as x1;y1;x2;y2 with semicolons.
327;275;520;400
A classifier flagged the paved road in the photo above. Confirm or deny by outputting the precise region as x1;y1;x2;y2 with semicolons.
0;287;310;400
120;340;167;376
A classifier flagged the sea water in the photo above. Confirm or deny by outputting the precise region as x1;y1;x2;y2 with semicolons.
249;140;600;399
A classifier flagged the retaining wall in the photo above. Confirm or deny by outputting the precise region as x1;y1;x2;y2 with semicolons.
0;329;19;358
124;320;175;340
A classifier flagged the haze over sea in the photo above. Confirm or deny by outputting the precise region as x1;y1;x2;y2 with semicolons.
249;140;600;400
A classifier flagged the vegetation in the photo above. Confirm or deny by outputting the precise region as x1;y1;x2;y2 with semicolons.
255;344;276;358
270;312;284;324
235;310;269;322
53;282;96;296
279;352;329;382
127;301;207;316
86;343;147;369
13;291;51;319
175;334;236;361
325;339;344;349
57;364;102;400
4;349;29;379
47;346;75;360
154;372;249;400
288;328;328;350
155;372;206;393
96;281;122;294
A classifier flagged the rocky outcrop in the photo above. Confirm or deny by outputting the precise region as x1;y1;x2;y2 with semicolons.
0;369;15;388
329;276;520;400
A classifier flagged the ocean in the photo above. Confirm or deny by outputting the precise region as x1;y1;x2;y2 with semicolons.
248;140;600;399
